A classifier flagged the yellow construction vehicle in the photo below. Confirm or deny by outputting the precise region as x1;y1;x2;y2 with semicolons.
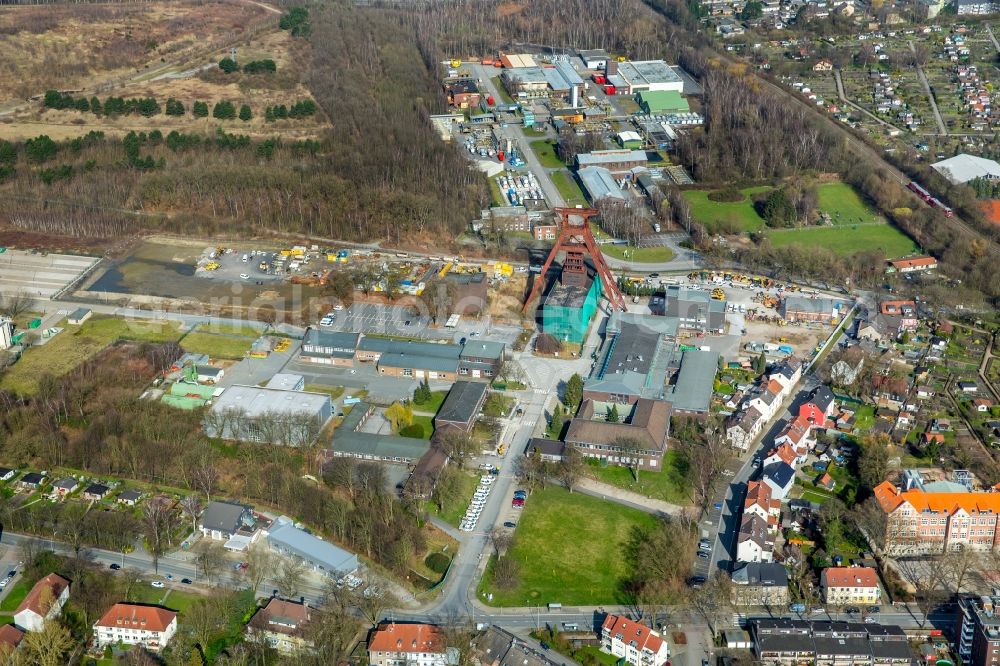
711;287;725;300
204;262;220;271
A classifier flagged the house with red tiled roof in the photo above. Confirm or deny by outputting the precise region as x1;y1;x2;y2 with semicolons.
821;566;881;604
14;573;69;632
772;418;814;460
973;398;994;413
873;480;1000;554
247;598;312;654
764;442;798;469
368;623;448;666
93;603;178;651
888;255;937;273
0;625;24;650
744;481;781;529
601;614;670;666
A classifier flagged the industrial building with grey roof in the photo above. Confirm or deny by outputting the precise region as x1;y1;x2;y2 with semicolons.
578;166;627;203
665;349;719;415
204;385;332;446
584;312;678;403
267;516;359;577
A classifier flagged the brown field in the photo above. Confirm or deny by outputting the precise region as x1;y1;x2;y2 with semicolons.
0;15;329;141
0;0;275;102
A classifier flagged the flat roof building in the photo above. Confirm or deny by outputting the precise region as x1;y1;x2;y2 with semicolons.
584;312;678;404
617;60;684;93
204;385;332;446
636;90;690;114
300;329;359;366
501;67;549;93
265;373;305;392
663;285;726;333
579;49;611;69
578;166;627;204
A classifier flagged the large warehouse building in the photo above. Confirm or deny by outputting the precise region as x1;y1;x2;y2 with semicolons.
204;386;332;446
609;60;684;95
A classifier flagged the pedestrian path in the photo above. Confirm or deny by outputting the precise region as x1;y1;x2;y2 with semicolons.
575;477;687;517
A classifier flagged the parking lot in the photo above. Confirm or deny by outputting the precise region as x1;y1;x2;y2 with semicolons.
0;249;100;299
320;303;433;337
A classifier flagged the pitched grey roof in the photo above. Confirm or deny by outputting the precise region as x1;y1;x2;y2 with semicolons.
436;381;487;426
732;562;788;587
267;517;358;575
931;153;1000;184
201;500;251;533
666;349;719;413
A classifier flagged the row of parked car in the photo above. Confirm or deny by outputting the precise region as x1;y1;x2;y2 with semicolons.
460;475;496;532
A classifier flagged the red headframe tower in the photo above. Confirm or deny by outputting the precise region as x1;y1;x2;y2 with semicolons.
522;207;628;313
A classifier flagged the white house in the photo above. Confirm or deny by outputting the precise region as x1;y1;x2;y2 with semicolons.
820;567;881;605
14;573;70;632
601;614;670;666
762;461;795;500
368;623;448;666
736;514;774;563
93;603;178;651
727;406;765;451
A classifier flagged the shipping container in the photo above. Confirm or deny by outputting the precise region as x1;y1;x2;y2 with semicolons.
603;84;616;95
592;74;606;85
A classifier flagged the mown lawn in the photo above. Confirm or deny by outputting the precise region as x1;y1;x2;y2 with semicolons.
0;316;181;395
413;390;448;415
478;486;658;606
529;140;565;168
682;186;771;233
0;578;32;612
766;224;917;258
550;171;587;206
426;470;479;527
600;244;675;263
584;451;690;504
816;181;882;225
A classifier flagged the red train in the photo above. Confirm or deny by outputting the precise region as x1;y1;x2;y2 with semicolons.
908;181;953;217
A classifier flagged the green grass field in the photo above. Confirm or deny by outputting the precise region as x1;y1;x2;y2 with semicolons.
405;414;435;440
0;578;32;612
584;452;689;504
413;390;448;415
682;186;771;233
0;316;181;395
479;487;657;605
683;181;884;235
529;140;565;168
766;224;917;257
600;244;675;263
550;171;587;206
426;471;479;527
816;181;883;225
180;330;256;359
130;586;204;614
